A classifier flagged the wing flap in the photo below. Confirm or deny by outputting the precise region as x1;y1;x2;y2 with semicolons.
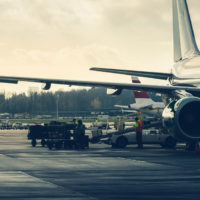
90;67;172;80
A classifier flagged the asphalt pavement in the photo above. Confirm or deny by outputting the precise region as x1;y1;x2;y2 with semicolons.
0;130;200;199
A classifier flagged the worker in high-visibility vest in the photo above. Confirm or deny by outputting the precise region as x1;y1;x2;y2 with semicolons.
135;117;143;148
74;120;85;149
72;118;78;129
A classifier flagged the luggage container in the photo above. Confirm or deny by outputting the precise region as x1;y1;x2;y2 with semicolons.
28;122;75;148
28;121;89;150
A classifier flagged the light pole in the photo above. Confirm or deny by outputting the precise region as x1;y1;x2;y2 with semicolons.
56;95;59;119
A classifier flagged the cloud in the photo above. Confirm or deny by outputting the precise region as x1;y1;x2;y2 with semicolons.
0;0;198;93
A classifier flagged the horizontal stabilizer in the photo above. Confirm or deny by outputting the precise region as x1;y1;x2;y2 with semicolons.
90;67;172;80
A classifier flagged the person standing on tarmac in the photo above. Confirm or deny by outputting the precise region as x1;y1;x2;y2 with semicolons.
76;120;85;136
72;118;78;129
74;119;86;149
135;117;143;148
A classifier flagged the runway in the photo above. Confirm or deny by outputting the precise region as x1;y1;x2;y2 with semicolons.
0;130;200;199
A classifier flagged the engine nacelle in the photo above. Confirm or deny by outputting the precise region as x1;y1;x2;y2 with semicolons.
162;97;200;141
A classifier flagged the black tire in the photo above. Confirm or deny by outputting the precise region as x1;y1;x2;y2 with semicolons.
47;141;53;150
164;137;177;149
111;143;117;148
31;139;37;147
90;137;100;144
41;139;46;147
185;142;197;151
64;141;72;149
55;141;62;150
160;143;165;148
116;137;128;148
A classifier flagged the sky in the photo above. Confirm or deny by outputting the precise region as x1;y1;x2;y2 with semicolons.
0;0;200;94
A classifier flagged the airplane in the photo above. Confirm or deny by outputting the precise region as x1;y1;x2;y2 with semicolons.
0;0;199;148
114;76;164;112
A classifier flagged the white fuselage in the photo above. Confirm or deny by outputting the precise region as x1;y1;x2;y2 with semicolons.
172;55;200;86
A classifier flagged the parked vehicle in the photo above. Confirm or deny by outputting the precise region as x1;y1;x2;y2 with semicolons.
0;121;12;129
12;122;24;129
90;122;110;130
109;129;177;149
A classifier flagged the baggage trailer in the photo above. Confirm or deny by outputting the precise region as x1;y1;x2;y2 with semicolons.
47;133;89;150
28;121;89;150
28;122;75;147
46;124;73;150
28;125;48;147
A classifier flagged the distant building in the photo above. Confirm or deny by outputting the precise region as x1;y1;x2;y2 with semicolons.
0;113;10;119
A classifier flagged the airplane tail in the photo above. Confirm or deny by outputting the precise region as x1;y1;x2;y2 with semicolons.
131;76;152;103
173;0;199;62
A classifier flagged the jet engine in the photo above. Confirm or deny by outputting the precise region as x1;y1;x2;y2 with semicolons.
162;97;200;141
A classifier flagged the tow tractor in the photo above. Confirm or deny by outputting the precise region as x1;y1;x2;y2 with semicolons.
90;119;177;149
109;128;177;149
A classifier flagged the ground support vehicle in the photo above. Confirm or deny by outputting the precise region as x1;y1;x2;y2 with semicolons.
12;122;28;129
90;126;103;143
28;122;74;147
47;133;89;150
0;121;12;130
28;125;48;147
28;122;89;150
44;124;73;150
109;129;177;149
73;135;89;150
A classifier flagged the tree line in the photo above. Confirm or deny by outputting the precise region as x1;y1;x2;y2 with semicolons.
0;88;135;114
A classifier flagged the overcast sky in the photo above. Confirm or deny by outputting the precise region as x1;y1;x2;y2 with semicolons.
0;0;200;94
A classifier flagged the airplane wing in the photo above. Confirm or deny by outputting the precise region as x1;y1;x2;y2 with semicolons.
90;67;173;80
0;75;200;95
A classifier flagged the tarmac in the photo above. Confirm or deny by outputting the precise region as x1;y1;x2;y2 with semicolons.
0;130;200;199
